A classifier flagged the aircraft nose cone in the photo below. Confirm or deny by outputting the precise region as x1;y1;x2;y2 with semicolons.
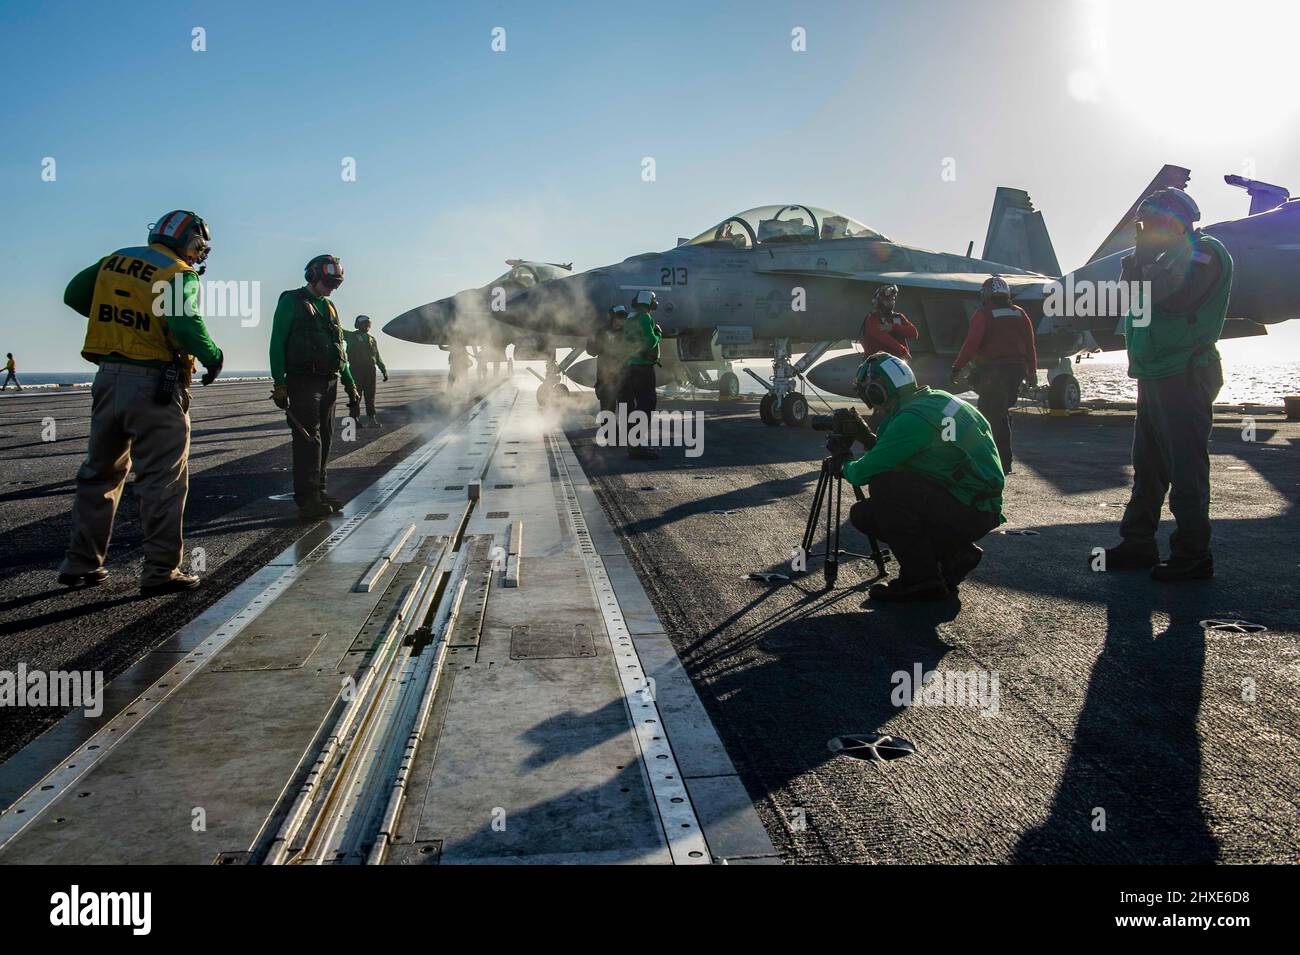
383;302;447;344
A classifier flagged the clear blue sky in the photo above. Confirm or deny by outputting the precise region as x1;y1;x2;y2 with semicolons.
3;0;1298;371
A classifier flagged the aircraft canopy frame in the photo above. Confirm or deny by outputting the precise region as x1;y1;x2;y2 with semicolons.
684;205;887;249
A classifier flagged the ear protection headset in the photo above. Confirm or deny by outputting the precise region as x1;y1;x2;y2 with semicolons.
305;254;344;286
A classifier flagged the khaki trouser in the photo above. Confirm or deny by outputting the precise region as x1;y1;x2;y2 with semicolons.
60;361;192;586
351;361;378;417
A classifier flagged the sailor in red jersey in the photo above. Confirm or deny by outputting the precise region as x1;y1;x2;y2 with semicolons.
951;276;1038;473
859;285;918;359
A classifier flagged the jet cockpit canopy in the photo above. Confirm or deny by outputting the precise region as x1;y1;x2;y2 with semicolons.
685;205;886;249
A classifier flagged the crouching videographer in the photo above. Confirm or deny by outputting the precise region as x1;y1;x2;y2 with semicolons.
835;353;1007;603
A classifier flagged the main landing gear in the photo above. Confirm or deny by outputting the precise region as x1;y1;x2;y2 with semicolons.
744;339;832;427
1047;358;1082;410
1028;356;1081;411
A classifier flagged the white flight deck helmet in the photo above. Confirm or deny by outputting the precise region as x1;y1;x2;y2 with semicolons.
855;352;919;408
872;284;899;312
632;290;658;311
980;275;1011;306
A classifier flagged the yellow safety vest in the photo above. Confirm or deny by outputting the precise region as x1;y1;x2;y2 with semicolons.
83;243;194;364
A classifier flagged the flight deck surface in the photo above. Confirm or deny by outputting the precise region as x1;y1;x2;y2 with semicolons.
0;380;1295;865
0;382;772;864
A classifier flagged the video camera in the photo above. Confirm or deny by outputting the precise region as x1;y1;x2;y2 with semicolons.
811;407;876;457
798;405;888;586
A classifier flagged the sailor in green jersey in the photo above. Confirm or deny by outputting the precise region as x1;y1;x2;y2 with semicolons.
587;305;628;415
840;353;1006;603
621;290;662;460
1100;188;1232;582
268;254;361;521
343;315;388;427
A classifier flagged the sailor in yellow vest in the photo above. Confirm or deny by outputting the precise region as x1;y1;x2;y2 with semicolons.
1;353;19;391
58;210;224;595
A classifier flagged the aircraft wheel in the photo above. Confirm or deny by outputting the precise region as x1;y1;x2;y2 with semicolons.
782;393;809;427
536;380;568;407
1048;374;1080;410
718;371;740;399
759;393;780;426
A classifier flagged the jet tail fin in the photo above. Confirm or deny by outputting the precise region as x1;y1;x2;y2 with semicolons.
1224;174;1290;215
982;187;1061;276
1086;164;1190;264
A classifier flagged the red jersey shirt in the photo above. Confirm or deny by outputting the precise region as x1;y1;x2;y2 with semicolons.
953;304;1038;377
860;310;919;358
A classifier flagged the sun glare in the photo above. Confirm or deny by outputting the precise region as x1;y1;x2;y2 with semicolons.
1077;0;1299;140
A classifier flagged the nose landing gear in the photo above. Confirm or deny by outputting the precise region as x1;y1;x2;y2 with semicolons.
531;349;583;407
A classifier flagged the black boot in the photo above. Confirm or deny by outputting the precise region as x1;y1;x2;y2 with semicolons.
1151;555;1213;582
1096;540;1159;571
940;543;983;591
57;568;109;588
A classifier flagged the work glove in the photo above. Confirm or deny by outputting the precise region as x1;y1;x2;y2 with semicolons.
840;407;876;449
381;370;389;382
828;447;855;476
345;385;361;420
200;350;224;386
271;383;288;409
949;365;962;387
1145;241;1195;302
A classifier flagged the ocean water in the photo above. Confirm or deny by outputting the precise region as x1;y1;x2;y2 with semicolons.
1071;359;1300;406
733;356;1300;406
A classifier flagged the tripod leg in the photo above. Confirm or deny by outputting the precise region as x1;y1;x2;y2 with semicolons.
802;464;829;555
825;467;841;587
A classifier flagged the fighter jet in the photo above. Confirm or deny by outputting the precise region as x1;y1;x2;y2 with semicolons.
415;203;1061;424
429;173;1298;426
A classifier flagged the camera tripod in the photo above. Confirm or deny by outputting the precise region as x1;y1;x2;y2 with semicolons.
800;455;890;588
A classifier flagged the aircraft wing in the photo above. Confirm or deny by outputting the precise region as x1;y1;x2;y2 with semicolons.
754;268;1049;294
